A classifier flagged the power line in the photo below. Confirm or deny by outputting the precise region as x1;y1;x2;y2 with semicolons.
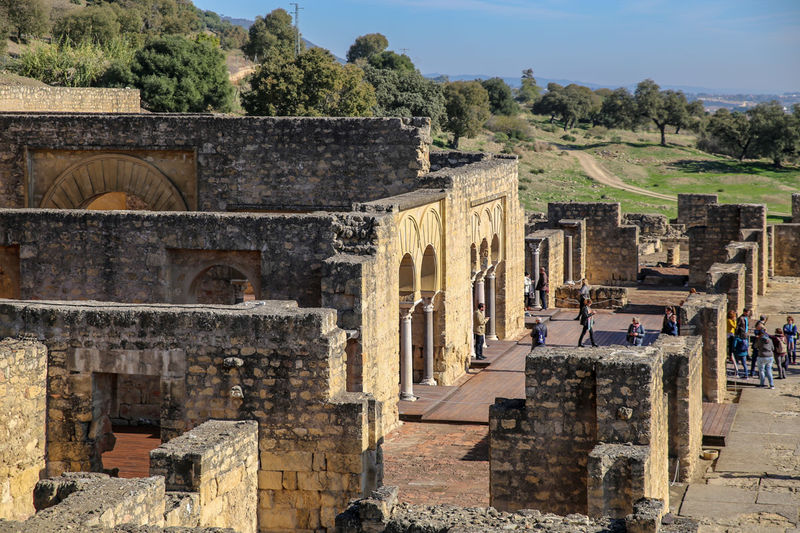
289;3;303;58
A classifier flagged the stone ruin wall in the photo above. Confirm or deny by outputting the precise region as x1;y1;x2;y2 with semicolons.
0;114;431;211
489;346;669;518
544;202;639;286
2;420;256;532
0;86;140;113
773;223;800;276
0;339;47;521
677;194;718;228
335;485;697;533
149;420;258;531
793;193;800;222
0;301;377;532
679;293;727;403
706;262;746;319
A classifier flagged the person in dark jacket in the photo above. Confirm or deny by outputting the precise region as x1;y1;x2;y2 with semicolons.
578;299;598;347
755;329;775;388
665;314;679;336
661;306;675;334
535;267;549;310
772;328;788;379
575;279;590;320
531;317;547;349
784;316;798;364
627;317;645;346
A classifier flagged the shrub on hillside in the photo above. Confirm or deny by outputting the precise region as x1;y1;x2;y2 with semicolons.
561;134;576;142
486;115;532;140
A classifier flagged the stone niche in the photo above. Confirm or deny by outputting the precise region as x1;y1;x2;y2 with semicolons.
27;149;198;211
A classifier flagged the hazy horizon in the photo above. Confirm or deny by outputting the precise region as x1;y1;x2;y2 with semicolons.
192;0;800;95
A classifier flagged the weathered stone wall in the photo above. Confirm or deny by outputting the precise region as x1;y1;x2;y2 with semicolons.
653;336;703;482
679;294;727;403
554;285;628;310
622;213;669;237
677;193;717;228
336;486;695;533
706;262;746;318
0;300;377;532
0;338;47;521
489;346;668;517
544;203;639;286
428;149;491;171
150;420;258;533
724;242;758;312
773;224;800;276
793;193;800;222
0;208;377;307
0;114;430;211
687;203;766;288
0;86;140;113
25;473;165;530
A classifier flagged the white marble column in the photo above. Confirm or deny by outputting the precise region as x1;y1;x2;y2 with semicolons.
421;302;436;385
486;272;497;340
532;247;541;309
399;306;416;401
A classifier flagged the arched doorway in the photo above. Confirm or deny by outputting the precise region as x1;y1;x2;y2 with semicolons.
189;265;256;305
39;154;188;211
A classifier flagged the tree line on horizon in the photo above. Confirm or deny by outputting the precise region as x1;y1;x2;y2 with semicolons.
1;1;798;165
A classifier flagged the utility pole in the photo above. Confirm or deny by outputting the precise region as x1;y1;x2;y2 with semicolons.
289;3;303;58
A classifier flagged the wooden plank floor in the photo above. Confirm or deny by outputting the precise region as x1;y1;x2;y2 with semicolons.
399;309;665;424
702;403;738;447
101;426;161;478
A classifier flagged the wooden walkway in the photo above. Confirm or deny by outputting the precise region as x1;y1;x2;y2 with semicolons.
702;402;738;447
399;309;664;424
101;426;161;478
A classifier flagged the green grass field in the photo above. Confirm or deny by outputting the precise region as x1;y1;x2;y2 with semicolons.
442;113;800;221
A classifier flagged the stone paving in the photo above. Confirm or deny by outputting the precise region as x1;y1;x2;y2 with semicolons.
675;278;800;532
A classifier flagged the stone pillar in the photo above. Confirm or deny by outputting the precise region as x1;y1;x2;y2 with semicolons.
566;234;573;283
475;276;486;308
486;272;498;340
666;244;680;266
421;302;436;386
533;246;541;309
399;306;416;401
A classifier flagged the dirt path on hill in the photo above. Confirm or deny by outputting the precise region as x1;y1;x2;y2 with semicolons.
562;146;677;202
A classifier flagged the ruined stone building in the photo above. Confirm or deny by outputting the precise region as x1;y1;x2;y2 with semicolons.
0;113;524;531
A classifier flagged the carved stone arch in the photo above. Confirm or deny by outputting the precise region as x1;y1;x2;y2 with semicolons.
40;154;188;211
399;214;423;263
481;208;493;245
419;207;443;293
471;212;481;247
491;203;504;262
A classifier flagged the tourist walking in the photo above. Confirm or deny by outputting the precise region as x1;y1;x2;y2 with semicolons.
531;317;547;349
727;310;737;356
473;303;489;360
524;272;532;310
627;317;645;346
536;267;549;310
575;279;590;320
784;316;798;364
772;328;788;379
751;316;768;377
578;298;598;347
755;329;775;389
732;334;750;379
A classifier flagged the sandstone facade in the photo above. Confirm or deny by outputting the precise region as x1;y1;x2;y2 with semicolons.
0;339;47;521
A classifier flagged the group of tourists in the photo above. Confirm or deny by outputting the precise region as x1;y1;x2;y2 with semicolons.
728;308;798;388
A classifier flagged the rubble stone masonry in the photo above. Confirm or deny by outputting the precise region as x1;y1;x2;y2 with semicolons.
0;339;47;521
0;86;140;113
0;300;377;532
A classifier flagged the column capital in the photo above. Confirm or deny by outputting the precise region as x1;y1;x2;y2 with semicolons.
423;303;435;313
486;272;496;280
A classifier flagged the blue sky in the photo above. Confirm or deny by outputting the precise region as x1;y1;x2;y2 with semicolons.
193;0;800;93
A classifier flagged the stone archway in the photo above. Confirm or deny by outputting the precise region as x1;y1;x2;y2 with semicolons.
39;154;188;211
